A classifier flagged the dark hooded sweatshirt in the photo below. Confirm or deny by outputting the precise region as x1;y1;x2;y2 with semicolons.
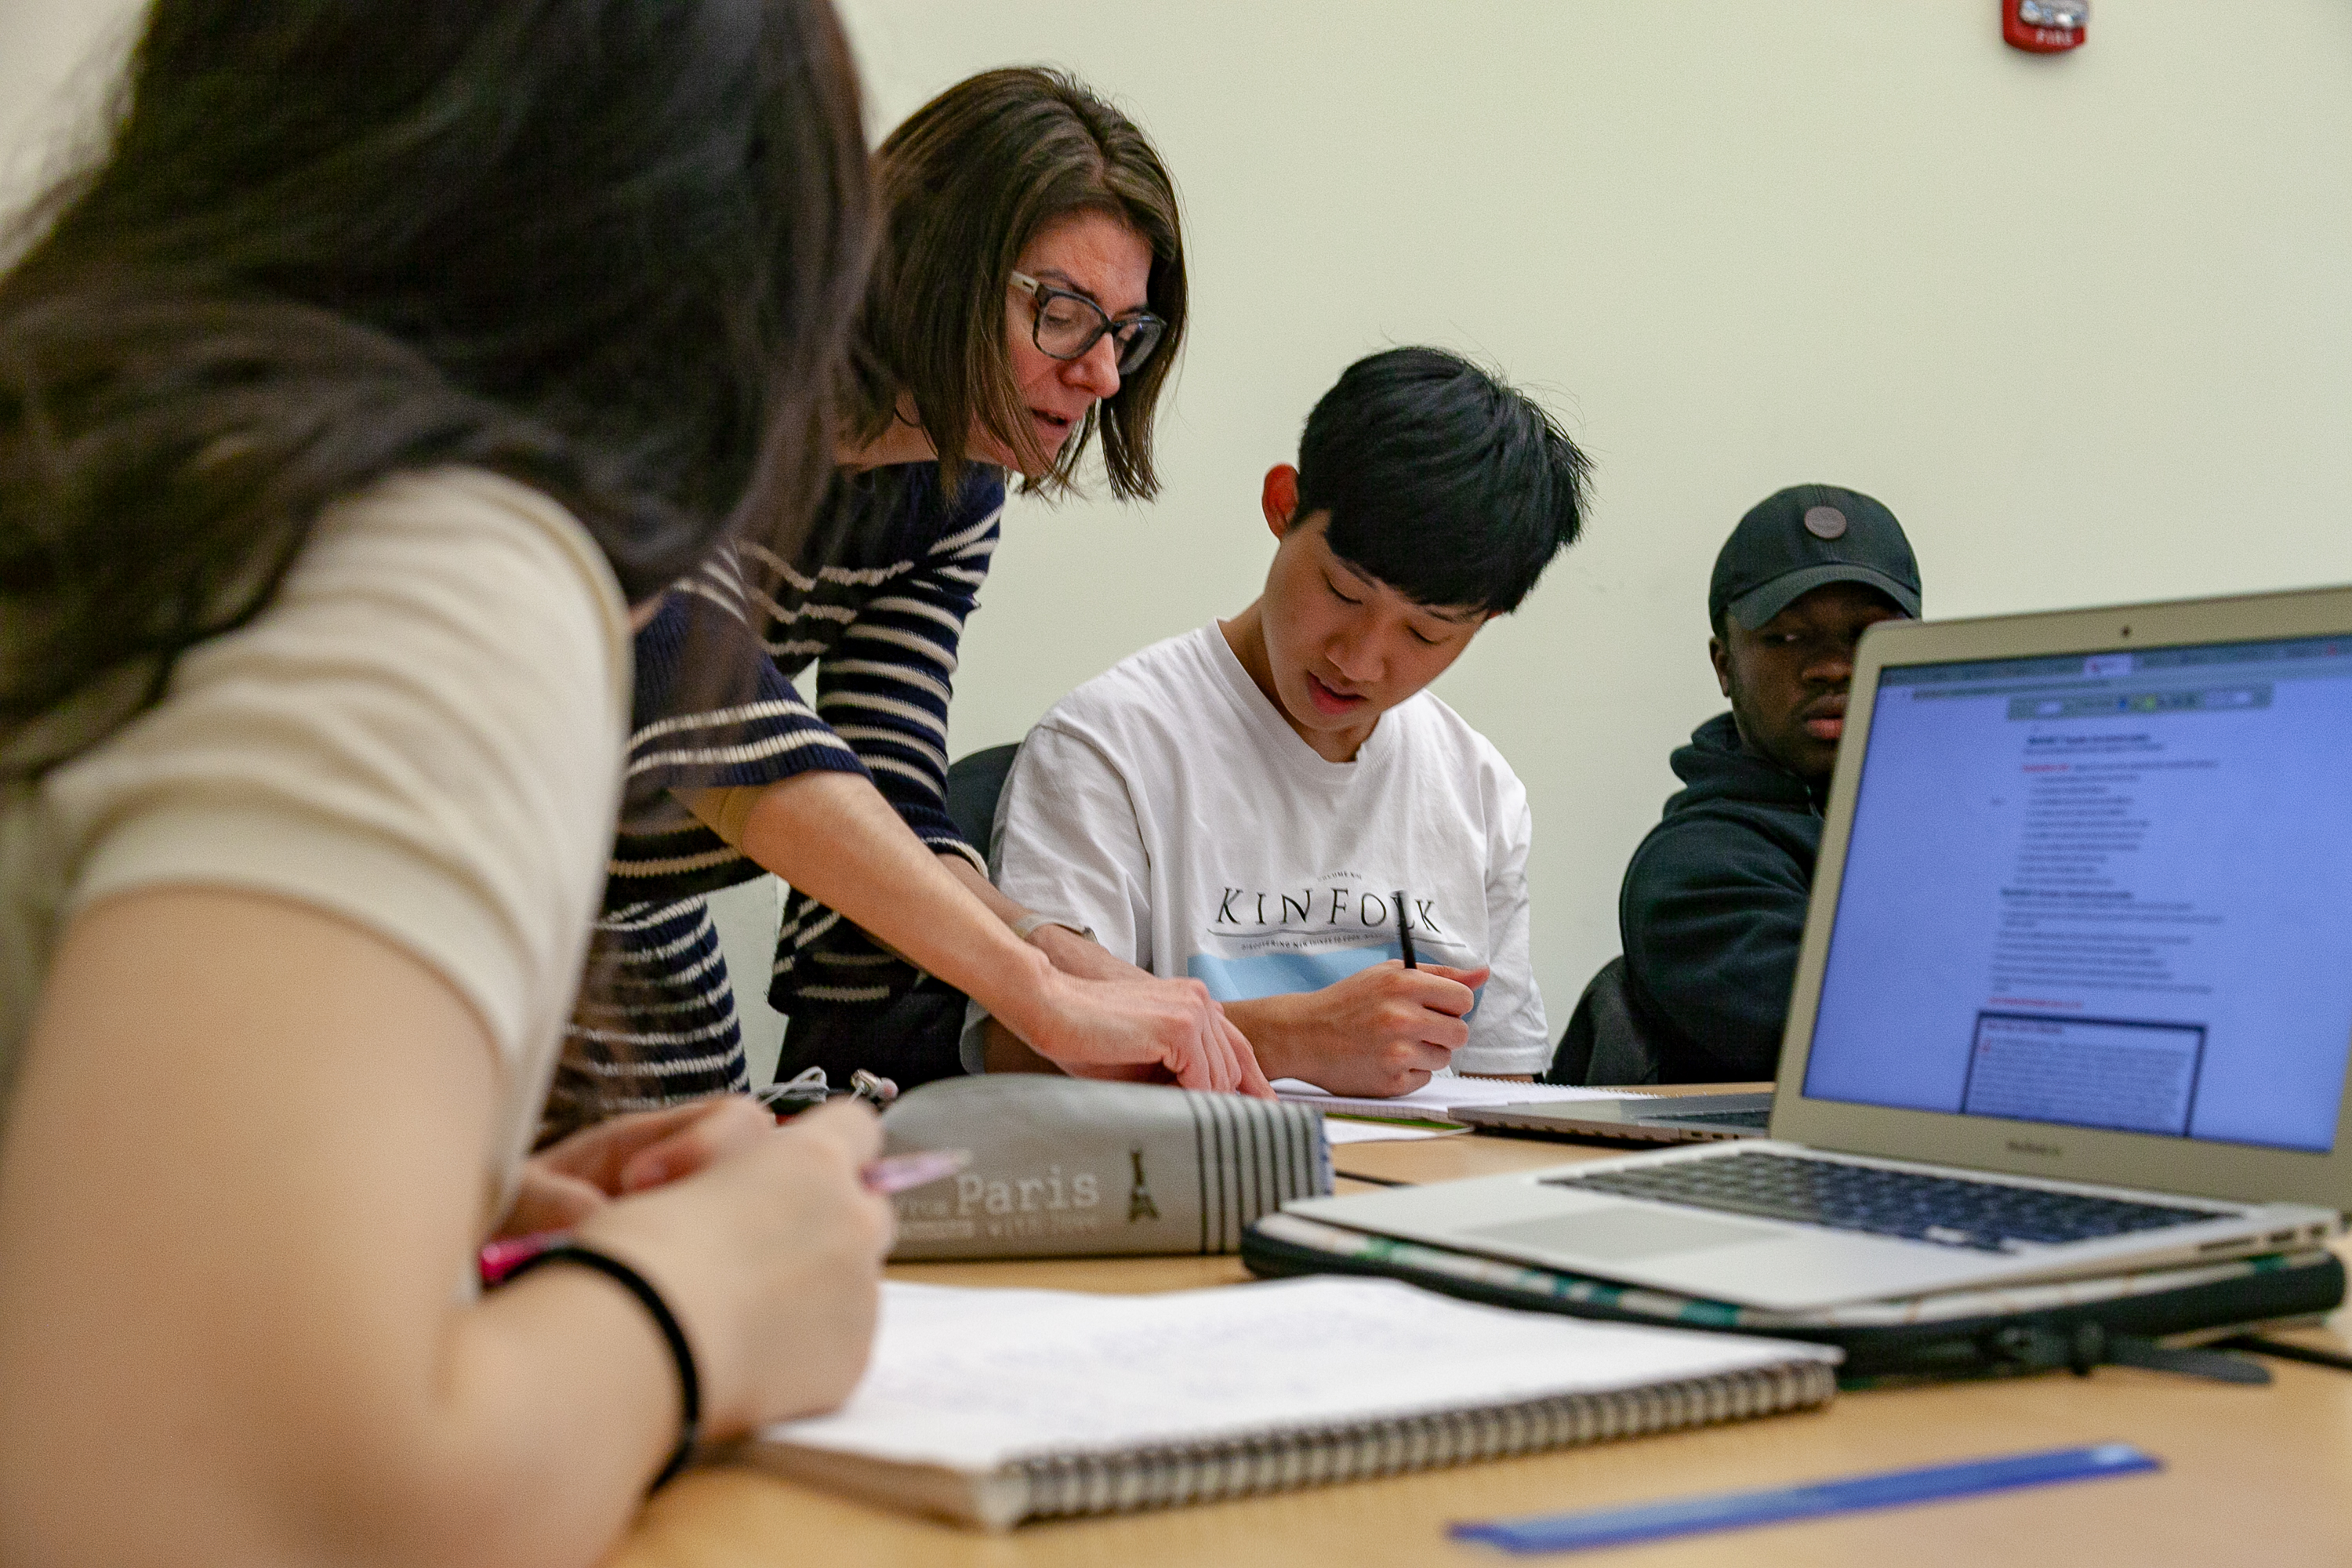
1618;712;1826;1081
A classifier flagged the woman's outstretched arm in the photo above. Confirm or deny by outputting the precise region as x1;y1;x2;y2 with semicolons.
0;887;890;1568
695;771;1269;1097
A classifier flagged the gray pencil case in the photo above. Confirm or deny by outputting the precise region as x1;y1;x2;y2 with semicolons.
880;1076;1332;1260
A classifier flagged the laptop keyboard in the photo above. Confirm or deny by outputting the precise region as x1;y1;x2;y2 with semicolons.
1656;1108;1772;1129
1545;1150;2233;1252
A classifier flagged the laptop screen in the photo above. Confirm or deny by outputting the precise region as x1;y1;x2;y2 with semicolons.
1801;630;2352;1152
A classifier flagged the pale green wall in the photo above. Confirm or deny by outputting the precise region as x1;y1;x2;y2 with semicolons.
838;0;2352;1028
9;2;2349;1049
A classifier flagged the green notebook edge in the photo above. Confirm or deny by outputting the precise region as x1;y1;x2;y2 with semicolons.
1243;1210;2347;1382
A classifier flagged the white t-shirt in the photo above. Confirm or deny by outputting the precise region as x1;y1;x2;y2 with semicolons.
1;468;631;1214
984;623;1548;1077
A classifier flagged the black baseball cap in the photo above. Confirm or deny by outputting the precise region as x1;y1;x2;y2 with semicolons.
1708;483;1921;630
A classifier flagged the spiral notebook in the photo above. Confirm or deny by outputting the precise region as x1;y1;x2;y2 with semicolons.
750;1278;1840;1530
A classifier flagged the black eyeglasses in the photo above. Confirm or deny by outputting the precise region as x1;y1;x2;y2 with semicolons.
1007;270;1166;376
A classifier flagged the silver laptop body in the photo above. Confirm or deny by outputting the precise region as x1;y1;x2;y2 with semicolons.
1291;586;2352;1309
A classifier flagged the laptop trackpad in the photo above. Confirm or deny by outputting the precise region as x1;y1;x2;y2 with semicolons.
1468;1207;1780;1261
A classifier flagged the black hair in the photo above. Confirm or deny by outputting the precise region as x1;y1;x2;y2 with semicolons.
1294;347;1590;614
0;0;872;778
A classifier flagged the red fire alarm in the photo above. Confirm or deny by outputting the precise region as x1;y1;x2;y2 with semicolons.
2005;0;2087;53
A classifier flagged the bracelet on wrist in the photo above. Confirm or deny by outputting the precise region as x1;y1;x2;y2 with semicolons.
499;1241;701;1492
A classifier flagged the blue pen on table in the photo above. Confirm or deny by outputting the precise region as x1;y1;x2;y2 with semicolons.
1393;889;1417;969
1448;1443;2161;1555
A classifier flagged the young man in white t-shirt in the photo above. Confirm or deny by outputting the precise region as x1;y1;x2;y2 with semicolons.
978;347;1592;1096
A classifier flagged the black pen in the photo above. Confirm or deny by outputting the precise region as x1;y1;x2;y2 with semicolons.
1394;889;1417;969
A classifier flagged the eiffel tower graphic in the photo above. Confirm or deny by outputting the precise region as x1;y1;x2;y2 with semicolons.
1127;1147;1160;1222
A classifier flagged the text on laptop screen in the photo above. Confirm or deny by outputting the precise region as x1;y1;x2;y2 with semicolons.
1802;632;2352;1152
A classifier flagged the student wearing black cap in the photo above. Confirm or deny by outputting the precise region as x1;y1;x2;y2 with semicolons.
1618;485;1922;1080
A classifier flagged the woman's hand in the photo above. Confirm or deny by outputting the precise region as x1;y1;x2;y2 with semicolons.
985;923;1272;1096
575;1100;893;1439
1016;965;1275;1098
500;1096;777;1238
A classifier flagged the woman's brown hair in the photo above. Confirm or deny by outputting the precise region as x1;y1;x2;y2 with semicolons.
845;66;1187;503
0;0;873;779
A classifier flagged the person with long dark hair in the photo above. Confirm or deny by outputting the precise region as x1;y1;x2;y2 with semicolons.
0;5;891;1563
572;68;1270;1113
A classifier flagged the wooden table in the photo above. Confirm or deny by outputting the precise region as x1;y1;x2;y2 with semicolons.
607;1090;2352;1567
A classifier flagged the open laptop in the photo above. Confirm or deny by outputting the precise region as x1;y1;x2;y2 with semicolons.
1290;586;2352;1310
1453;1093;1773;1145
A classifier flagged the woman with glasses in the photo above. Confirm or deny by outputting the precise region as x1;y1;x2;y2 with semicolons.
557;67;1266;1134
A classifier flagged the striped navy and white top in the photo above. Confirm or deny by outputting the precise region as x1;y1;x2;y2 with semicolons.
553;465;1004;1116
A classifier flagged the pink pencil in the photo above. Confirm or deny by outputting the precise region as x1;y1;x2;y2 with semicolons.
862;1148;972;1196
479;1152;971;1284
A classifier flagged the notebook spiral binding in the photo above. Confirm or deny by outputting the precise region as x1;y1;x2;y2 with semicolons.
1004;1361;1836;1521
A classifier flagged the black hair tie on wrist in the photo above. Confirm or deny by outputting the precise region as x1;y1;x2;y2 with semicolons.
500;1242;701;1492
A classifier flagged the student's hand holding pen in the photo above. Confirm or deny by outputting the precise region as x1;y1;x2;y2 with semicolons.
499;1095;779;1237
565;1100;895;1437
1225;960;1491;1099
